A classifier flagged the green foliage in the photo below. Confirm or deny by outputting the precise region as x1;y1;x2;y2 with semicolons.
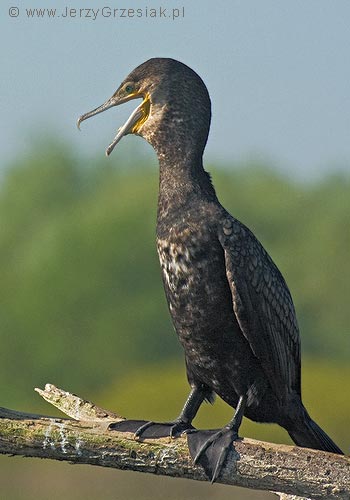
0;145;349;413
0;147;177;407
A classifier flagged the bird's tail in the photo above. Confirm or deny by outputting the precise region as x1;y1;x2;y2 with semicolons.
287;406;343;455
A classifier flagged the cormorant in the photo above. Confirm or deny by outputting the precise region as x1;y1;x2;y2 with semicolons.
77;58;343;482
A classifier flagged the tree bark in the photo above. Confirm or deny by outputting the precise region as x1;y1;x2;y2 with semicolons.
0;384;348;500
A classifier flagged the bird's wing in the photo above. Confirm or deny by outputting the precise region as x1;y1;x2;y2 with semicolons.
218;216;301;399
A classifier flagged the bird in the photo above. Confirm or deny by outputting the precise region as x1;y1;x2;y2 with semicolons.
77;57;343;482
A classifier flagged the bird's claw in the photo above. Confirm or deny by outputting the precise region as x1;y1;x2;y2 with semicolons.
170;420;195;438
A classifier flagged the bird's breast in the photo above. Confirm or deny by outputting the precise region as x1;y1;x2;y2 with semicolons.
157;228;218;302
157;237;194;298
156;225;234;336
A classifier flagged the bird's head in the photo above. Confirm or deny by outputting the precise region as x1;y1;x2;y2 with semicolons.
77;58;211;159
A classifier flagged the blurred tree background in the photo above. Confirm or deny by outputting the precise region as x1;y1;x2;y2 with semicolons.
0;144;349;500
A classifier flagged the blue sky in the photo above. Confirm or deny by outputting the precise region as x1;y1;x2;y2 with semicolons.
1;0;350;179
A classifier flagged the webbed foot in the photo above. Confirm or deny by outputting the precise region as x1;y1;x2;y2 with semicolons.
109;419;194;439
187;427;240;483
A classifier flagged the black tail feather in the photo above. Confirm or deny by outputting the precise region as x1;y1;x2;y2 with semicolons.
287;410;343;455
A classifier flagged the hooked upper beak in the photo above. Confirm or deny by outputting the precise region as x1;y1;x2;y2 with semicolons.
77;93;146;156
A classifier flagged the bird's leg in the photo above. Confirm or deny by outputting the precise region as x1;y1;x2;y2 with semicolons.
168;385;207;437
109;386;206;439
187;395;247;483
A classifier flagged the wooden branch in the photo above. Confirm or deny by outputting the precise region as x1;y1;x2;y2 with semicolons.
0;385;348;500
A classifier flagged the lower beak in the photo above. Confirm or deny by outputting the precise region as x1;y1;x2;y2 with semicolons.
77;95;144;156
106;101;144;156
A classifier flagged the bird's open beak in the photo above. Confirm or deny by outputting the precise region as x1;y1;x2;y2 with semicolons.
77;93;150;156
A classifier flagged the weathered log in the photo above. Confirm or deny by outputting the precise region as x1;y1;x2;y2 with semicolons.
0;384;348;500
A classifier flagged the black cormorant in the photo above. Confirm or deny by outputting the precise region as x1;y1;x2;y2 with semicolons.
77;58;343;482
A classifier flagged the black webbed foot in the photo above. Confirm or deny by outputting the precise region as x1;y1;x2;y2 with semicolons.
187;427;240;483
135;419;195;439
109;419;150;434
109;419;194;439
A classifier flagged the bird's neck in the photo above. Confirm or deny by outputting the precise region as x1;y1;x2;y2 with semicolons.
157;152;218;221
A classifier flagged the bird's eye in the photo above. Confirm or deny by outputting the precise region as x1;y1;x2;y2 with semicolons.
124;84;134;94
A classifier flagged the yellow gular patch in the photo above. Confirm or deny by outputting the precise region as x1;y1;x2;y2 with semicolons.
132;94;151;133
